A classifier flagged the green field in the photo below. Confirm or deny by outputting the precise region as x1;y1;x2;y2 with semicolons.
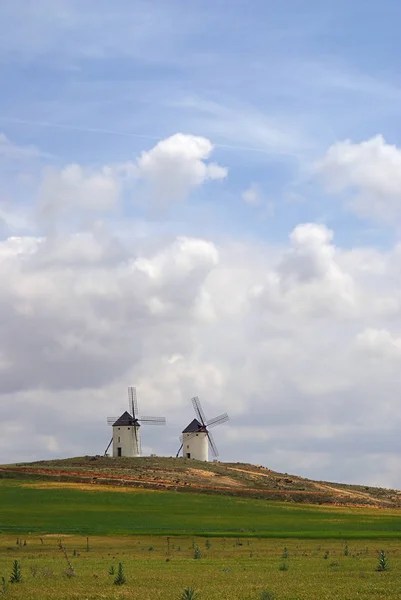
1;479;401;538
1;480;401;599
0;535;399;600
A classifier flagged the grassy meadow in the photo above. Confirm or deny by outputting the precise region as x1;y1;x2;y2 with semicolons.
0;479;400;598
0;535;399;600
1;479;401;538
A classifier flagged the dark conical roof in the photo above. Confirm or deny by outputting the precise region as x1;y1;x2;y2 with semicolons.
112;411;140;427
182;418;204;433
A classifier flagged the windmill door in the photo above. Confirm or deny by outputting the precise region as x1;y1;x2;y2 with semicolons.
117;447;122;457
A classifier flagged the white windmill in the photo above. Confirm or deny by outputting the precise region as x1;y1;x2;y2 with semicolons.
176;396;229;461
105;386;166;457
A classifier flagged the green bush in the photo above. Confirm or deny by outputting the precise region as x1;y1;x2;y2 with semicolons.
113;562;126;585
9;561;22;584
377;550;389;572
180;587;198;600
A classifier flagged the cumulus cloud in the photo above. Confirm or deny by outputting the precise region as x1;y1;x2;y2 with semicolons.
3;130;401;488
317;135;401;223
34;134;227;224
1;218;401;487
37;164;121;222
137;133;227;209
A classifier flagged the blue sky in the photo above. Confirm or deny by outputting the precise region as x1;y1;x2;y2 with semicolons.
1;0;400;244
1;1;401;487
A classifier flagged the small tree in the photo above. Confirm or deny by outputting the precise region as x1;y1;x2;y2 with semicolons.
377;550;389;572
193;546;202;559
344;543;349;556
9;560;22;584
108;565;115;575
281;547;288;559
114;562;126;585
1;576;7;596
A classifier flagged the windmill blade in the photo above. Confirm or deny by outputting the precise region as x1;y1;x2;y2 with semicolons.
206;413;229;428
128;386;139;419
133;427;141;456
207;430;219;458
176;442;183;458
104;437;113;456
139;416;166;425
191;396;207;426
107;417;118;425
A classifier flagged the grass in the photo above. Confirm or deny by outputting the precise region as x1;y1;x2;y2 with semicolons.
0;479;401;538
0;534;399;600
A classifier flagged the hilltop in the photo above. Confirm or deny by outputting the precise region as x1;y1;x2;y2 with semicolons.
1;456;400;508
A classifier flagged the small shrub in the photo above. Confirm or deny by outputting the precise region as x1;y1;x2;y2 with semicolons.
113;562;126;585
205;539;211;549
193;546;202;559
260;590;275;600
344;543;349;556
108;565;115;575
180;587;198;600
23;541;26;547
9;560;22;584
281;546;288;559
1;576;7;596
148;546;154;551
279;562;289;571
376;550;389;572
41;567;56;579
64;568;74;579
323;551;329;560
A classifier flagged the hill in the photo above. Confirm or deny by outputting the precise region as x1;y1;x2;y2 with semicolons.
1;456;400;508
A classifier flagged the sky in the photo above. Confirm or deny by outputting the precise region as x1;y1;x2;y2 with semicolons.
1;0;401;488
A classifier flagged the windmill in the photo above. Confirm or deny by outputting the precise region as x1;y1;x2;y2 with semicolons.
104;386;166;457
176;396;229;461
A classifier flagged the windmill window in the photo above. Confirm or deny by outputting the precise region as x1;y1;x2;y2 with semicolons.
196;434;198;436
187;445;189;449
118;436;120;443
128;427;130;430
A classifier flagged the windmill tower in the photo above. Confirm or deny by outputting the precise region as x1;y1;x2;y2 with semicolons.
104;386;166;457
176;396;229;461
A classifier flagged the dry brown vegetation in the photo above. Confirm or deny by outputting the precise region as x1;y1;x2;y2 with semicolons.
1;456;400;508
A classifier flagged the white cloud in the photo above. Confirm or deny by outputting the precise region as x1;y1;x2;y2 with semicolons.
1;221;401;487
317;135;401;223
34;134;227;223
137;133;227;209
0;132;47;160
356;328;401;359
37;164;121;220
242;184;261;206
